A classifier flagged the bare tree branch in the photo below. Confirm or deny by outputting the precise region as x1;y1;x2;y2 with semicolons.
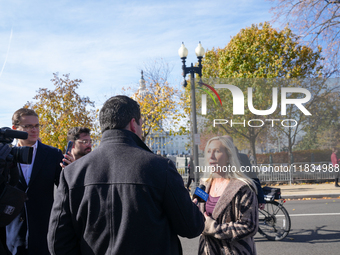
270;0;340;73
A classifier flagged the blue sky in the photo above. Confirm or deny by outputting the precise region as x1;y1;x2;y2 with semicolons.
0;0;276;128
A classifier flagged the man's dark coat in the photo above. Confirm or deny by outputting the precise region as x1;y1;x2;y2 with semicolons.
48;129;205;255
6;141;63;255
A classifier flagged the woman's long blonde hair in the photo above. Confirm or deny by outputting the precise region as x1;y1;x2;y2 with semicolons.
203;136;257;193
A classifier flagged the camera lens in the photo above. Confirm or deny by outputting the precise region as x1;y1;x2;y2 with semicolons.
9;147;33;164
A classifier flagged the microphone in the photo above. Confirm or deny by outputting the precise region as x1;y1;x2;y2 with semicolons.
192;184;208;203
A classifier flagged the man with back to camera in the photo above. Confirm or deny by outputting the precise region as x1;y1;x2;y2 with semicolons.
6;108;63;255
48;95;205;255
61;127;92;167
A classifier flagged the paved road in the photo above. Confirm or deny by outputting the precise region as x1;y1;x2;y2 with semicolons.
180;198;340;255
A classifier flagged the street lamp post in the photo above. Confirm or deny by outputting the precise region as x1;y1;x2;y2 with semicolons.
178;42;205;189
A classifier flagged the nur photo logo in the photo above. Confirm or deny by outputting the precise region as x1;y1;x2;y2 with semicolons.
201;84;312;116
198;79;314;128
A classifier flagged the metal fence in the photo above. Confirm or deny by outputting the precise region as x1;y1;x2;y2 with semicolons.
175;157;337;185
257;162;336;184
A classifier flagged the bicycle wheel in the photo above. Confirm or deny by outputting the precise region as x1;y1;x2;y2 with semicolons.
258;200;291;241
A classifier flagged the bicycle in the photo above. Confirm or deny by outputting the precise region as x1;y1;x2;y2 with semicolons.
258;186;291;241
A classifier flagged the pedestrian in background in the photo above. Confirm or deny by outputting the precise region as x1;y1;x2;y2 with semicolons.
186;155;194;191
223;135;265;210
331;148;340;187
61;127;92;167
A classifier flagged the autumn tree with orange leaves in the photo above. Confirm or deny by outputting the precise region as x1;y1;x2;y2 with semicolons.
124;59;185;143
24;73;100;151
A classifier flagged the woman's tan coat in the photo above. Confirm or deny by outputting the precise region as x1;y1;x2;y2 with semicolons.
198;178;258;255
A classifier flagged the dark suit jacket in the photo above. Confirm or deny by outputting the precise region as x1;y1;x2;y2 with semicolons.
48;129;205;255
238;153;265;204
6;141;63;255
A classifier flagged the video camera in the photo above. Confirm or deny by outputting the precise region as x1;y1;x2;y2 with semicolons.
0;127;30;228
0;127;33;164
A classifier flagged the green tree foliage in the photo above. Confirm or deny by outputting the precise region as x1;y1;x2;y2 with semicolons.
296;87;340;150
204;23;322;78
200;22;323;164
25;73;100;151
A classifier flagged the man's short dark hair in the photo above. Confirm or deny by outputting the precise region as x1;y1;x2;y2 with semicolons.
12;108;39;126
67;127;91;142
99;95;141;133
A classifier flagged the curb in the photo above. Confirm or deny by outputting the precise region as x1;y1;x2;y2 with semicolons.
283;194;340;199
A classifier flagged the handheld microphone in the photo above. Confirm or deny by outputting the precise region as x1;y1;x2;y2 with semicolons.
192;184;208;203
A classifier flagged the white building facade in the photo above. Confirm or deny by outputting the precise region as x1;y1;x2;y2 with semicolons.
146;131;190;156
136;71;190;156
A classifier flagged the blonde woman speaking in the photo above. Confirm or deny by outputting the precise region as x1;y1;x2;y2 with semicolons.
197;136;258;255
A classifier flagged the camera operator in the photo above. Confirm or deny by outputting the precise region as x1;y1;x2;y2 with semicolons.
0;128;30;254
0;143;13;255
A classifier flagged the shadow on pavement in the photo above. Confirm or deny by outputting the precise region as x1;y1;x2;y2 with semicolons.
255;225;340;243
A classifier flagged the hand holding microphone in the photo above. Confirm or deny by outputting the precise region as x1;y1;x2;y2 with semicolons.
192;184;208;203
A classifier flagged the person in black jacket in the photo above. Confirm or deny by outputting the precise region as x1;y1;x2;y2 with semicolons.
0;143;13;255
223;136;265;209
238;152;266;209
186;156;194;191
6;108;63;255
48;95;205;255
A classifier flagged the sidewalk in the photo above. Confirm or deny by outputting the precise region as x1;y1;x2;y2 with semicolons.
270;183;340;199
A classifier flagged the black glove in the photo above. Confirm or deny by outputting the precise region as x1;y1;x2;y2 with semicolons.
0;144;19;186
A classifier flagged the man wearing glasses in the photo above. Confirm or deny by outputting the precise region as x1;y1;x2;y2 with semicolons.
61;127;92;167
6;108;63;255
